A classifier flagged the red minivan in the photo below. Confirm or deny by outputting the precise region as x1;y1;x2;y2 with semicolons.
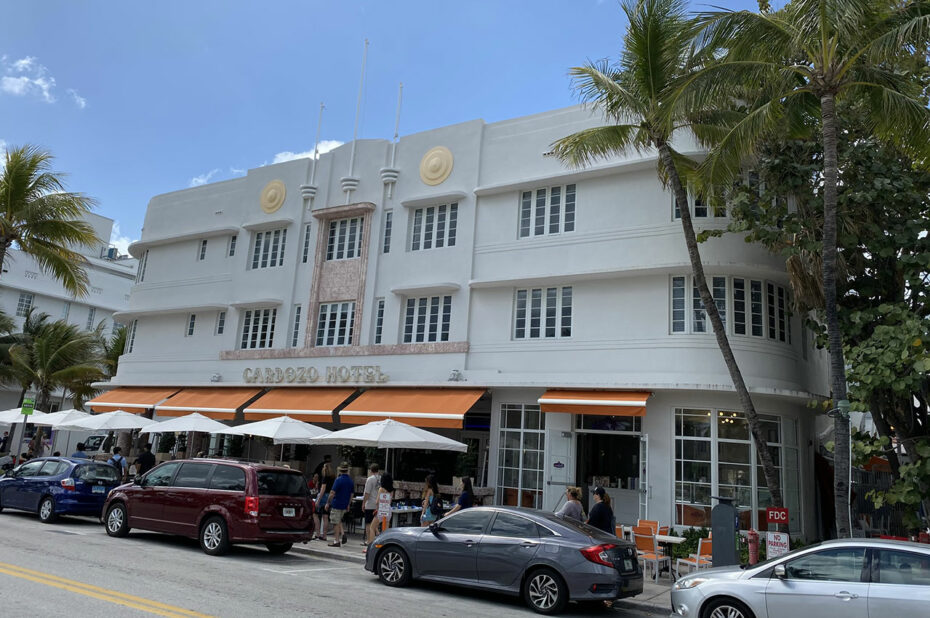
103;459;313;555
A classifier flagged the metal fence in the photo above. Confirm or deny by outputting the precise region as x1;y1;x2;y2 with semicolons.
852;467;909;537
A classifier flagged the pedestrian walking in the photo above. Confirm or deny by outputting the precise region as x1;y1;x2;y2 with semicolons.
586;487;614;534
313;462;335;541
370;472;394;541
312;454;332;479
70;442;89;459
443;476;474;517
555;486;585;521
136;442;156;475
325;461;353;547
361;463;380;546
108;446;129;483
0;430;9;453
420;474;442;527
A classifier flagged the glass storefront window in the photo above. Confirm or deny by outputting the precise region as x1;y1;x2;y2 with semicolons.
497;403;546;509
576;415;642;432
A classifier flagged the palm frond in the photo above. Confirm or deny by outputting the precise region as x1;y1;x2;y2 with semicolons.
551;125;648;168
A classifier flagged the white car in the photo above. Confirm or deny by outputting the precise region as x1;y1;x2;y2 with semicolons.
670;537;930;618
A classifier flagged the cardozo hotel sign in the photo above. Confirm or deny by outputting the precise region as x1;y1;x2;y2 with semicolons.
242;365;389;385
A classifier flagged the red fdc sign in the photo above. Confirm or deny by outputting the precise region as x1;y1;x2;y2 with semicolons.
767;507;789;524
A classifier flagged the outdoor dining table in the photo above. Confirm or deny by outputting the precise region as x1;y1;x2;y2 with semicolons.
655;534;686;580
390;506;423;528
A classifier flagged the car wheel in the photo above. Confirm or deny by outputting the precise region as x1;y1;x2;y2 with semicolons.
376;546;411;587
200;516;230;556
38;497;58;523
523;567;568;615
702;597;756;618
105;502;130;537
266;542;293;555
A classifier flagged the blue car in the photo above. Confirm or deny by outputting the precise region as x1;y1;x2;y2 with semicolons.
0;457;123;523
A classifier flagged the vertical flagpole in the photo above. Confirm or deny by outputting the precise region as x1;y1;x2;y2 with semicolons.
310;102;324;186
344;39;369;204
387;83;403;198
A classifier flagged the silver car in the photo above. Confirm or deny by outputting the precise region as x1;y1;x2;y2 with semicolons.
364;506;643;614
670;537;930;618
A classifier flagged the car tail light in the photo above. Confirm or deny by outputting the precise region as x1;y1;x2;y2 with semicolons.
60;478;75;491
245;496;259;517
580;543;617;568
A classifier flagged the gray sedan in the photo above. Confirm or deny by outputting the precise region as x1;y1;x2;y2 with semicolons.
670;537;930;618
364;506;643;614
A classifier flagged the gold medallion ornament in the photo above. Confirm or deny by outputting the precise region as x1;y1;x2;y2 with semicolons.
419;146;453;186
260;180;287;213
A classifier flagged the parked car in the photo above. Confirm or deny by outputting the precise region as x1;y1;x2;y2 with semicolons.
102;459;313;555
670;537;930;618
0;457;123;522
364;506;643;615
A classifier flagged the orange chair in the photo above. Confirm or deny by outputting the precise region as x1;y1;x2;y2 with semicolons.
677;537;713;574
637;519;659;534
633;531;670;582
658;526;670;536
632;525;654;547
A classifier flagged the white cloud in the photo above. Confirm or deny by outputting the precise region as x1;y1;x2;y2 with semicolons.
0;56;56;103
0;139;6;157
189;168;220;187
109;221;138;255
271;140;343;164
229;166;245;176
67;88;86;109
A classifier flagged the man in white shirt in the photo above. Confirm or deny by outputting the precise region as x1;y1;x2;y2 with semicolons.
361;463;380;546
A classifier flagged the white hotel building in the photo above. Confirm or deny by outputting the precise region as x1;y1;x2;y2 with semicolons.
101;105;828;538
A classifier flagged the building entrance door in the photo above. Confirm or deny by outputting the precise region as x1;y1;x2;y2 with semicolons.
576;432;641;526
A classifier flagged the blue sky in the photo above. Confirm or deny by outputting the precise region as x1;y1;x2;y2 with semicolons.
0;0;762;252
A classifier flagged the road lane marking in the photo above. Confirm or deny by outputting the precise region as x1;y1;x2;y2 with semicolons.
0;562;212;618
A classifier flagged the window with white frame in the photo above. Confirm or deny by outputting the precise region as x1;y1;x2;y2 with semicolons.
513;286;572;339
250;228;287;269
227;235;237;257
519;184;576;238
111;321;120;336
373;298;385;344
382;211;393;254
186;313;196;336
15;292;33;317
135;250;149;283
85;307;96;330
290;304;302;347
673;191;727;220
215;311;226;335
198;239;208;261
326;217;363;260
126;320;138;353
315;302;355;346
61;301;71;321
239;308;277;349
669;276;728;334
497;403;546;509
301;224;312;264
410;203;457;251
403;295;451;343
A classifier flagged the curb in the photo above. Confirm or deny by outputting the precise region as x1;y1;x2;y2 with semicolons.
612;600;668;615
291;542;367;565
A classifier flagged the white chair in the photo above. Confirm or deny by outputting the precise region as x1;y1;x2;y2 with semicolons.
677;537;712;575
634;531;671;582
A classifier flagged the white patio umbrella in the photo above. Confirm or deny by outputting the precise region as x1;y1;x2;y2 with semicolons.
0;407;48;424
138;413;237;435
58;410;156;432
231;416;331;445
30;409;90;427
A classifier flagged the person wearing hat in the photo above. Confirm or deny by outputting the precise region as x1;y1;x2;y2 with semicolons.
586;486;614;534
325;461;354;547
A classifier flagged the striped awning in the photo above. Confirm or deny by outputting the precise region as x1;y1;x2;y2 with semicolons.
339;388;485;429
87;387;181;413
242;388;356;421
154;388;263;420
537;390;651;416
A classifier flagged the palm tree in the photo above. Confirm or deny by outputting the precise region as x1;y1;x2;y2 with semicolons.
0;144;102;297
552;0;784;508
696;0;930;538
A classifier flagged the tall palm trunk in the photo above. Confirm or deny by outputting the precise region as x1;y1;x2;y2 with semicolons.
657;140;784;508
820;93;851;538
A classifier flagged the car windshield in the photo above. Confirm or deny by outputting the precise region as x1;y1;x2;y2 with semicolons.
257;471;307;496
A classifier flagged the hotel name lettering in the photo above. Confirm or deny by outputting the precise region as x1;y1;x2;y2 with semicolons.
242;365;389;385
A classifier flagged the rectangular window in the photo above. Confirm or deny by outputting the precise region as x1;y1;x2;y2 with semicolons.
198;239;207;261
239;308;277;349
513;286;572;339
186;313;196;337
497;403;546;509
692;283;706;333
713;276;727;328
750;280;764;337
403;295;451;343
733;278;746;335
126;320;138;353
86;307;96;330
326;217;363;260
215;311;226;335
410;204;457;251
290;304;302;347
519;184;576;237
135;250;149;283
250;228;288;269
767;283;776;339
674;192;722;220
694;193;708;218
228;235;237;257
61;301;71;321
315;302;355;347
374;298;385;344
15;292;33;317
301;224;312;264
777;287;786;342
382;210;393;254
671;276;686;333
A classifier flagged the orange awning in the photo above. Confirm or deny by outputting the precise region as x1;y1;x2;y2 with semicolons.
538;390;651;416
339;388;485;429
154;388;263;420
87;387;181;413
242;388;356;421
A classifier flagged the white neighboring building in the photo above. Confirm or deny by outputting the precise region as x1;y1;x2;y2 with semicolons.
106;105;828;538
0;212;137;409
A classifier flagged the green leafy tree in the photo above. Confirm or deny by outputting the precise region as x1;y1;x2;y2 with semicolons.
0;144;101;296
697;0;930;538
552;0;784;506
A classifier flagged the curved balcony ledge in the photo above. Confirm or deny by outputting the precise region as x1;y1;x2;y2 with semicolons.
113;303;227;320
129;226;240;258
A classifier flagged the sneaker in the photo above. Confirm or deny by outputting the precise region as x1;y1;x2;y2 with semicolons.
328;541;341;547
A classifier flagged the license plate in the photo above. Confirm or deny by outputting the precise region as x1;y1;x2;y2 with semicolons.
282;507;295;517
92;486;106;494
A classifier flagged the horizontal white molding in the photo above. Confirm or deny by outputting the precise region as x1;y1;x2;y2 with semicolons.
241;217;295;231
390;282;461;296
129;226;241;257
537;398;647;406
400;191;468;209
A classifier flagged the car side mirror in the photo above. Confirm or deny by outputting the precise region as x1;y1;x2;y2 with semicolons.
133;474;142;485
428;522;443;534
774;564;787;579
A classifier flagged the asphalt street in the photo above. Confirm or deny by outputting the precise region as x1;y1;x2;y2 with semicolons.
0;510;656;618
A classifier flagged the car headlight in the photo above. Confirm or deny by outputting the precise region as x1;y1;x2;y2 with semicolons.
673;577;709;590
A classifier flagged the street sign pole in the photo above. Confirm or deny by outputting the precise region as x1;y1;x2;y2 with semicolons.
12;398;35;464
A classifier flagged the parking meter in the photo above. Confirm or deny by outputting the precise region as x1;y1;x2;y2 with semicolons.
711;496;739;567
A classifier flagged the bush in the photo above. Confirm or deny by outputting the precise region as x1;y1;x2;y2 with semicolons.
670;527;709;559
